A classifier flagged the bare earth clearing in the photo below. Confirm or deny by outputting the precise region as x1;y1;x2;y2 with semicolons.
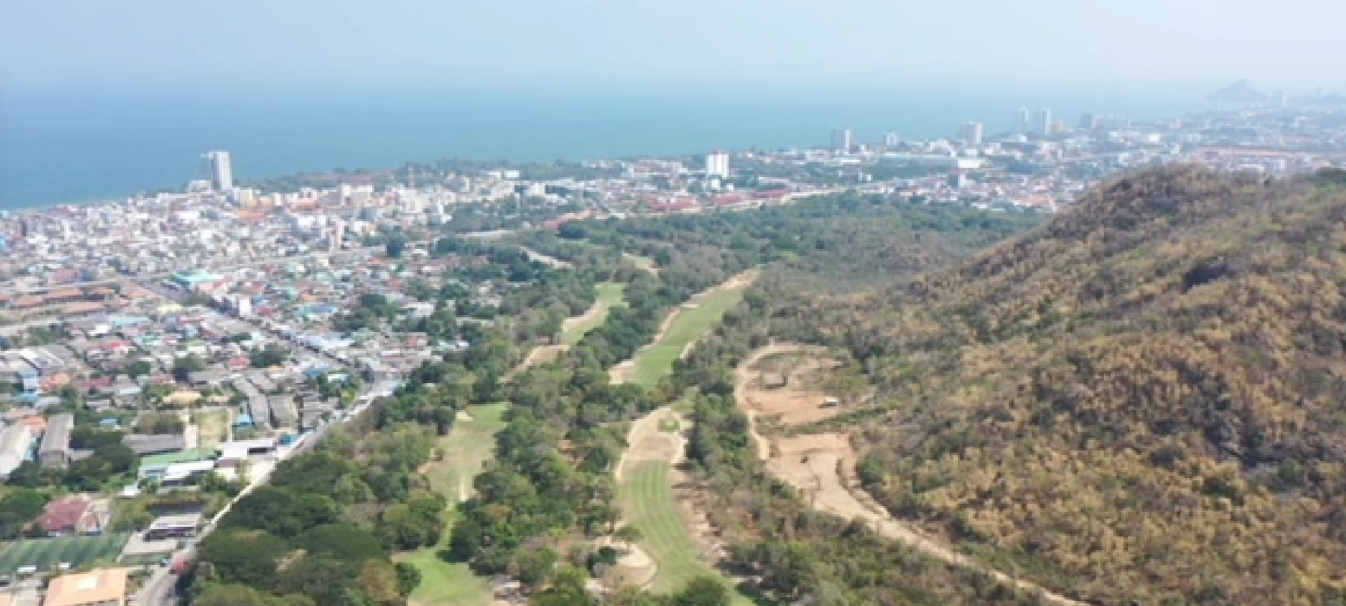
735;344;1093;606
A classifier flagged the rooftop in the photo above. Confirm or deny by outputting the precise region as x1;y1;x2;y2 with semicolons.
43;567;128;606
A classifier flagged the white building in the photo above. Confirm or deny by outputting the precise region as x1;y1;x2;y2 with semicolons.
959;121;984;145
203;151;234;191
1037;108;1053;136
704;150;730;178
1016;107;1032;134
883;131;901;147
831;128;854;152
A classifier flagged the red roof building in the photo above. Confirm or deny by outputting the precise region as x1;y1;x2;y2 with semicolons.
41;497;102;536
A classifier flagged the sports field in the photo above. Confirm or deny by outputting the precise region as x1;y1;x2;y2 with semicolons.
0;533;131;574
560;282;626;346
401;403;508;606
630;276;754;389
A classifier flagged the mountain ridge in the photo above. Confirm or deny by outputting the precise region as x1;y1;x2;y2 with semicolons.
810;166;1346;605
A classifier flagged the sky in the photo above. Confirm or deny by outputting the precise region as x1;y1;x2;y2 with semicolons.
2;0;1345;93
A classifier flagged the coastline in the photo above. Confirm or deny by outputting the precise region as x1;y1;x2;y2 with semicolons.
0;88;1201;212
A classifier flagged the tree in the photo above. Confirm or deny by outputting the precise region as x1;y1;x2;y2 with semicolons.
393;562;422;597
0;489;48;539
515;547;558;589
126;360;153;379
250;345;289;368
673;577;730;606
356;560;403;606
529;566;597;606
194;584;272;606
139;412;185;435
172;354;206;382
613;525;643;551
385;235;407;259
198;530;291;587
5;461;45;488
296;524;389;563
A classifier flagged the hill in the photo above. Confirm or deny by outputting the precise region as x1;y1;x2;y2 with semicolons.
1206;79;1267;105
808;167;1346;605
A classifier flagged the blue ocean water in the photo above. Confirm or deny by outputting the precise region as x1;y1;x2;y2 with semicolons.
0;85;1201;209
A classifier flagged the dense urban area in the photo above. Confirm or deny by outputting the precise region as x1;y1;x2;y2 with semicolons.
1;89;1346;606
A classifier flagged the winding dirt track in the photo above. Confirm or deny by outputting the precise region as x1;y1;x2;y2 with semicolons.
736;344;1094;606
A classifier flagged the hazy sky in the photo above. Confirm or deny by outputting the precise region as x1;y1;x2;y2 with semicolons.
2;0;1344;92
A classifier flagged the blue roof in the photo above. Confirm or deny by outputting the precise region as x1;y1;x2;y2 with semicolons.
235;414;254;425
304;369;326;378
99;418;121;427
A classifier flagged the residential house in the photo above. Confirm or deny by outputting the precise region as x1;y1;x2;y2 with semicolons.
39;413;74;468
40;496;105;536
122;434;186;457
42;567;128;606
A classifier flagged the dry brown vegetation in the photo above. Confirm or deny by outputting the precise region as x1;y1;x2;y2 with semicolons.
799;167;1346;605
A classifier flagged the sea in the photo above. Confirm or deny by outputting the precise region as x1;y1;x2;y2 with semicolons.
0;84;1205;210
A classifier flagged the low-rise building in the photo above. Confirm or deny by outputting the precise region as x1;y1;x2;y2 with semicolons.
0;425;35;477
43;567;128;606
41;496;105;536
39;413;74;468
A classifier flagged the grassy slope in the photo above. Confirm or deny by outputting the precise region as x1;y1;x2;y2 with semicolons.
632;283;750;389
623;253;657;271
560;282;627;346
401;403;508;606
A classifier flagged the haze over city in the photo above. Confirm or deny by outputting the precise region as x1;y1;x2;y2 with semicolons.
3;0;1346;90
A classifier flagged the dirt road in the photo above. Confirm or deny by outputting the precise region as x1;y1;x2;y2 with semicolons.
737;344;1094;606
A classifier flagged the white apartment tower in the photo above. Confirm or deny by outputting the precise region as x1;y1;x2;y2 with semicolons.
203;151;234;191
705;150;730;178
1037;108;1053;136
883;131;901;147
831;128;854;152
959;121;984;145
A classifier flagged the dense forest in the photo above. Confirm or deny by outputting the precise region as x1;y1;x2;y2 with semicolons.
790;167;1346;605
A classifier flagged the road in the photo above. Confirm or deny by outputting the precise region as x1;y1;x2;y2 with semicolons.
129;379;393;606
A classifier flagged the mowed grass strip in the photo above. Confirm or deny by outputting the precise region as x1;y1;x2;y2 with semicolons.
560;282;626;346
632;282;751;389
624;253;657;272
0;533;131;574
401;403;509;606
620;462;753;605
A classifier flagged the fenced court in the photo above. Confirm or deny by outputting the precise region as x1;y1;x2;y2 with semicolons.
0;533;131;574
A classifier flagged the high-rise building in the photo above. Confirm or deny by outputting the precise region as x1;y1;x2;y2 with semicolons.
1079;113;1100;131
883;131;901;147
831;128;854;152
704;150;730;178
959;121;984;145
1037;108;1053;136
1016;107;1032;134
203;151;234;191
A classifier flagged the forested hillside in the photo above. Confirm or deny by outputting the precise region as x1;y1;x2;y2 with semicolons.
799;167;1346;605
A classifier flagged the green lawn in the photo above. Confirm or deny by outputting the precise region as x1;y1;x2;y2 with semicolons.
559;282;626;346
631;282;751;389
140;448;217;467
401;403;509;606
619;462;754;605
624;253;657;272
0;533;131;574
